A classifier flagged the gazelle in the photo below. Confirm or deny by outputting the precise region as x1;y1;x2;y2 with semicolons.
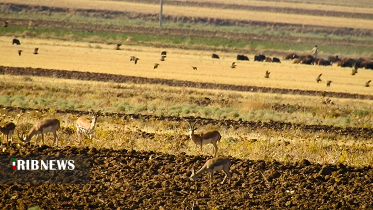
0;122;16;142
76;110;100;140
190;157;232;185
187;121;221;157
19;118;60;146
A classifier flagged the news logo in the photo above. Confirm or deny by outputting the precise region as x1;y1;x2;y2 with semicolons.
1;155;91;184
12;158;75;171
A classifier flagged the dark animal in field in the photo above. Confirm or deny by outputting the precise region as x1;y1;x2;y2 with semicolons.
337;58;356;68
300;55;315;62
12;38;20;45
365;62;373;70
3;21;8;27
365;80;371;87
154;63;159;69
328;55;341;63
18;50;22;56
359;60;370;68
300;58;314;65
192;66;197;70
272;57;281;63
34;48;39;54
160;55;166;61
237;55;249;61
316;74;322;83
264;57;272;62
231;62;237;68
254;54;266;62
316;59;331;66
115;44;121;50
265;71;270;78
212;54;220;59
0;122;16;142
284;53;299;60
161;51;167;56
327;80;332;87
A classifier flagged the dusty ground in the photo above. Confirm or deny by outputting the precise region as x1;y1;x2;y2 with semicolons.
1;143;373;209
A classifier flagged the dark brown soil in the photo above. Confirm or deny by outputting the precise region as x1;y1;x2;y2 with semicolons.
1;144;373;209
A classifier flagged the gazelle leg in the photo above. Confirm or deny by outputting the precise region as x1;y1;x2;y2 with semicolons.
36;134;41;146
221;169;232;184
53;131;58;146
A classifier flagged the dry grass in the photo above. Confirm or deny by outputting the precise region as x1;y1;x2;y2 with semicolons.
1;37;373;96
2;108;373;167
2;0;373;30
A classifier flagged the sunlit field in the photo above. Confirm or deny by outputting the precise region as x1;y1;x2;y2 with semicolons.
1;37;372;95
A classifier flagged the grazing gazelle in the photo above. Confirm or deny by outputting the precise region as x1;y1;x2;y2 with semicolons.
76;110;100;140
0;122;16;142
19;118;60;146
190;157;232;185
187;121;221;157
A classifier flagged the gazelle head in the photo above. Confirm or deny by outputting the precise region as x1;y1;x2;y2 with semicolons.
88;110;101;126
187;121;198;135
189;168;200;181
17;128;28;142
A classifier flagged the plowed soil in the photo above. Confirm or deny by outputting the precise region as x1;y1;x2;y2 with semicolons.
1;144;373;209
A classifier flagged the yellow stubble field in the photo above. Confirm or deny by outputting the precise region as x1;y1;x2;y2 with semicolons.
1;37;372;95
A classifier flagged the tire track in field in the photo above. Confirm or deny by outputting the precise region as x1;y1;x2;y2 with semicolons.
1;66;373;100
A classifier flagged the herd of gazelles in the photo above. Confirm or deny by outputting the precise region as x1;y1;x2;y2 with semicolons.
0;111;231;185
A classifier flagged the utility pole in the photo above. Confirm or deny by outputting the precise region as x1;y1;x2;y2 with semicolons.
159;0;163;28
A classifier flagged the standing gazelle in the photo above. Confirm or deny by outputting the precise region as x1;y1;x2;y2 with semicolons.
190;157;232;185
187;121;221;157
19;118;60;146
0;122;16;142
76;110;100;141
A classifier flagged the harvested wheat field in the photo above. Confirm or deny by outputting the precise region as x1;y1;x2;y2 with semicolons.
1;0;373;209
